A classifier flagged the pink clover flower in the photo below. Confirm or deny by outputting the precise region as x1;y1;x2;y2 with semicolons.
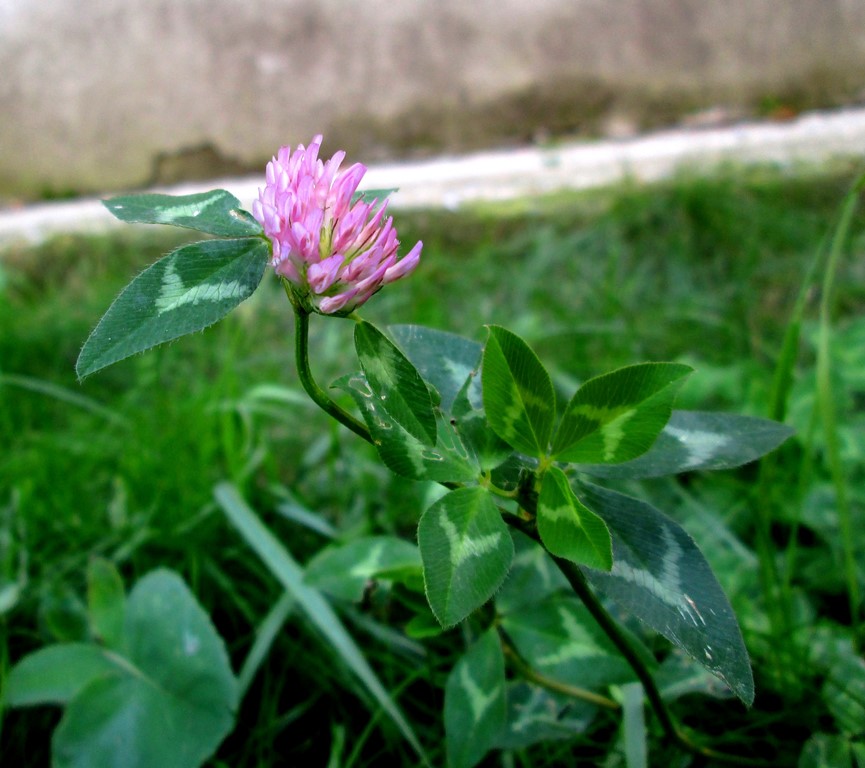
252;135;422;315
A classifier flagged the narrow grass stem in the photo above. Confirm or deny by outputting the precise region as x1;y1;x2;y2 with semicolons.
291;304;373;444
753;457;790;686
755;171;865;678
754;278;816;683
815;177;863;644
781;406;818;599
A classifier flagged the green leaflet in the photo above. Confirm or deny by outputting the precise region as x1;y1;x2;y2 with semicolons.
655;649;739;701
337;372;478;483
499;594;637;692
103;189;263;238
354;320;437;445
3;645;121;707
386;325;511;472
76;238;269;379
86;558;125;650
577;481;754;705
537;466;612;570
444;629;507;768
304;536;422;602
451;373;512;472
493;530;570;615
5;570;238;768
81;190;269;379
388;325;483;413
418;487;514;627
482;326;555;459
551;362;693;464
576;410;795;478
39;584;88;642
494;683;595;750
351;188;398;208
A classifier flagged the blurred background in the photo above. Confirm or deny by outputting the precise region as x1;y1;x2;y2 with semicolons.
2;0;865;201
3;2;865;766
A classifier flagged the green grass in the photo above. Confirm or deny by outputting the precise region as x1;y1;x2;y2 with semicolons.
1;164;864;765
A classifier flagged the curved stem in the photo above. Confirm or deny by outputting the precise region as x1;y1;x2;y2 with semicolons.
552;557;682;731
292;305;372;444
479;472;518;499
501;636;619;710
504;513;775;768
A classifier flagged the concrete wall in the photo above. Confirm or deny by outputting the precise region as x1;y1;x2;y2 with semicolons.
2;0;864;199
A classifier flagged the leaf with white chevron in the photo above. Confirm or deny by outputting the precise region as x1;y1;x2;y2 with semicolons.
552;362;692;464
444;629;506;768
77;238;269;379
418;487;513;627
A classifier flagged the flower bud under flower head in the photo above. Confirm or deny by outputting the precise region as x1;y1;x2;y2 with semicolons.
252;135;422;315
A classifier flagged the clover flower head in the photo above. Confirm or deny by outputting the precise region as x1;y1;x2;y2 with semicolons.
252;135;422;315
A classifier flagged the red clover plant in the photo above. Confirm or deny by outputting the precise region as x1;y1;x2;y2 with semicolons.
7;136;794;768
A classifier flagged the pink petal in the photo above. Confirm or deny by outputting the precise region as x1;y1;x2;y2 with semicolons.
317;287;360;315
383;241;422;283
352;255;394;294
307;253;345;294
332;202;371;253
289;221;317;262
274;258;300;283
316;151;346;206
330;163;367;219
342;249;377;283
349;203;389;253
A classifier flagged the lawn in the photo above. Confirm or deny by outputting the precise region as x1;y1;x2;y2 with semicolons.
1;164;864;766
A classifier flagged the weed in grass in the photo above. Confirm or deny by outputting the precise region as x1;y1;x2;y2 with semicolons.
1;166;864;765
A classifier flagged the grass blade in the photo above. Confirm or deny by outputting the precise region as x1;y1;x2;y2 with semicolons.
621;682;647;768
815;175;863;643
0;373;128;427
236;591;295;699
214;482;428;764
757;171;865;676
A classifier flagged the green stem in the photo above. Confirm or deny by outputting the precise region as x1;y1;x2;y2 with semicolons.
815;177;863;644
479;472;518;499
501;636;619;710
292;304;372;444
551;552;680;732
557;558;777;766
504;513;774;767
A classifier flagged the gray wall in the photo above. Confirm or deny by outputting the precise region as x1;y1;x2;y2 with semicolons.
2;0;864;199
